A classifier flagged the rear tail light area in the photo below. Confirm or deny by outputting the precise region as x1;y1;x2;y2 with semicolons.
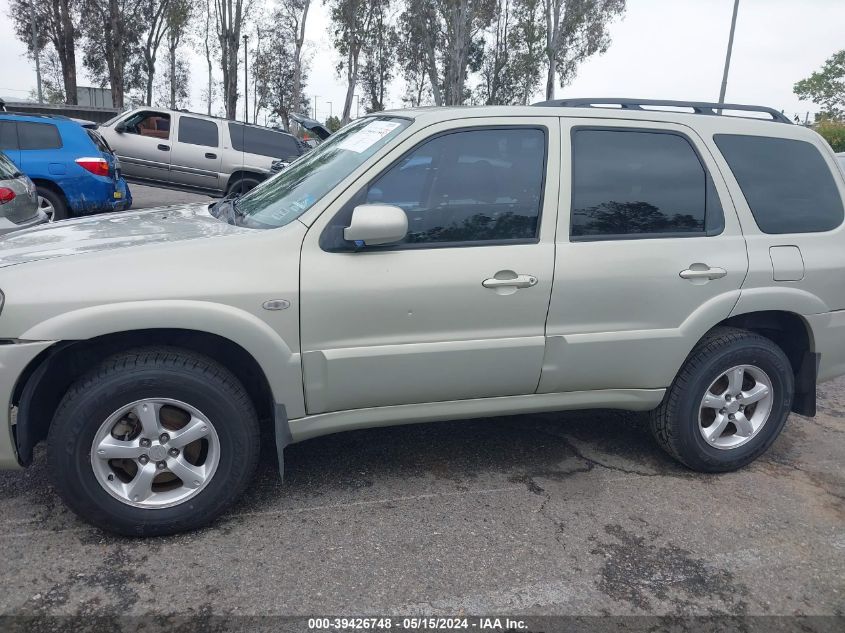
75;157;111;177
0;187;16;204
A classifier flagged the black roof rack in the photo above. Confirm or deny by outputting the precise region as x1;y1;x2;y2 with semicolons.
532;98;791;124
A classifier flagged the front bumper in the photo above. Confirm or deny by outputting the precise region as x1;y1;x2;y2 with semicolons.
806;310;845;383
0;341;56;469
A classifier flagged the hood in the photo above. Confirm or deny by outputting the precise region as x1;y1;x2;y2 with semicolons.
0;203;248;268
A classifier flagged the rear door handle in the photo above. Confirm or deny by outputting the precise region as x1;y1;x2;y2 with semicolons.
482;274;538;289
680;266;727;281
157;144;170;151
205;152;217;159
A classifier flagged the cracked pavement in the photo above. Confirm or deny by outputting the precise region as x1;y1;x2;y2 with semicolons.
0;377;841;624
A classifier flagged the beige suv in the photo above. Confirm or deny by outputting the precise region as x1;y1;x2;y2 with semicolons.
99;108;307;197
0;99;843;535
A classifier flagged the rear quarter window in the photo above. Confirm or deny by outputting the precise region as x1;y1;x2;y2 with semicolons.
228;123;301;159
17;121;63;150
0;121;17;150
715;134;844;234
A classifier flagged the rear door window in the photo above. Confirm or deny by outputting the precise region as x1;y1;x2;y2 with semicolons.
0;121;17;150
715;134;844;234
178;116;219;148
228;123;301;159
570;128;724;240
17;121;62;150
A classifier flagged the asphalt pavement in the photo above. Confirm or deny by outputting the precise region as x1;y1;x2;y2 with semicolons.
0;376;841;624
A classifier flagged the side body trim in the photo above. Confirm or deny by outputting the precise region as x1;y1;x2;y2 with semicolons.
287;388;665;444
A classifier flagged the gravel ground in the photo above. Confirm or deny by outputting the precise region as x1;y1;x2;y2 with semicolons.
0;374;842;627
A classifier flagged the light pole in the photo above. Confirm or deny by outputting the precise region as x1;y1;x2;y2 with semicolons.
718;0;740;105
354;94;360;119
243;34;249;123
313;95;319;120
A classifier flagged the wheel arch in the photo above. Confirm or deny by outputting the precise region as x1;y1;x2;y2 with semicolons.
710;309;816;416
225;170;266;196
13;327;293;467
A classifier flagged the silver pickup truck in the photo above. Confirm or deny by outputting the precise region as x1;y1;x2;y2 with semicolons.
0;99;843;535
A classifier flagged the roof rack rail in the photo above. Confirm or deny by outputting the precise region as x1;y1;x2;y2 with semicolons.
532;98;792;124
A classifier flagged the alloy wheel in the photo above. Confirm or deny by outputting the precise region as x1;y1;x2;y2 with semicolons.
698;364;774;450
90;398;220;508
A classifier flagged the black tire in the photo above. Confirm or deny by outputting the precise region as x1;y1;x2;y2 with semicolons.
226;175;261;197
47;347;260;536
650;327;794;472
36;186;68;221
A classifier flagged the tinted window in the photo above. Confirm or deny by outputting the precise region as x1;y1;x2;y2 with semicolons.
0;121;17;150
86;129;112;154
178;116;219;147
17;121;62;150
571;129;723;240
338;127;546;247
229;123;302;159
715;135;844;234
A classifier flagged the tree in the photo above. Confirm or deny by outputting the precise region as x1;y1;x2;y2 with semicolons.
82;0;146;108
359;0;396;112
396;0;438;105
325;115;342;132
397;0;496;107
9;0;80;104
329;0;377;123
27;48;68;103
794;50;845;119
280;0;310;128
477;0;545;105
162;0;193;110
440;0;497;105
214;0;249;119
197;0;219;115
138;0;170;106
252;3;310;130
543;0;625;100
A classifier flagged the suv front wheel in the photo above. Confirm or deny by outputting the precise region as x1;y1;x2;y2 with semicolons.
47;348;260;536
650;327;794;472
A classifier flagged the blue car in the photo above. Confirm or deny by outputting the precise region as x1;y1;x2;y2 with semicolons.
0;114;131;221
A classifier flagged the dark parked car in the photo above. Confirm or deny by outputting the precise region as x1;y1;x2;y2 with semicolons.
0;150;46;234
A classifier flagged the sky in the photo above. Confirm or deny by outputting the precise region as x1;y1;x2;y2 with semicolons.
0;0;843;123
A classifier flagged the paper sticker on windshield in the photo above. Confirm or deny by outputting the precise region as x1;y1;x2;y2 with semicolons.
337;121;401;153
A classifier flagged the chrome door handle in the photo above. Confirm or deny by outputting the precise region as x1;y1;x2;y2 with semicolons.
680;266;727;281
482;274;538;289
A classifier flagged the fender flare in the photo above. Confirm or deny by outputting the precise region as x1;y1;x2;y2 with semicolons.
21;299;305;419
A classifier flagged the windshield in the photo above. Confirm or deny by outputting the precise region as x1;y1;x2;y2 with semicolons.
234;116;411;228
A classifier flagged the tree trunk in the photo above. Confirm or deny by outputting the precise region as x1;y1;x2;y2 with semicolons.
291;0;310;119
342;47;359;124
56;0;77;104
169;45;177;109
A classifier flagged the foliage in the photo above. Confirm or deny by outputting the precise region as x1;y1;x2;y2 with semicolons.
252;1;311;130
543;0;626;100
325;115;342;132
81;0;146;108
815;119;845;153
794;50;845;119
8;0;80;104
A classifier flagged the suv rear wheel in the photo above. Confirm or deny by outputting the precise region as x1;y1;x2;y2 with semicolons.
650;327;794;472
47;348;260;536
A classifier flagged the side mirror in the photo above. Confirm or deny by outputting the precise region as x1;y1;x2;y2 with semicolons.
343;204;408;247
114;122;127;133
